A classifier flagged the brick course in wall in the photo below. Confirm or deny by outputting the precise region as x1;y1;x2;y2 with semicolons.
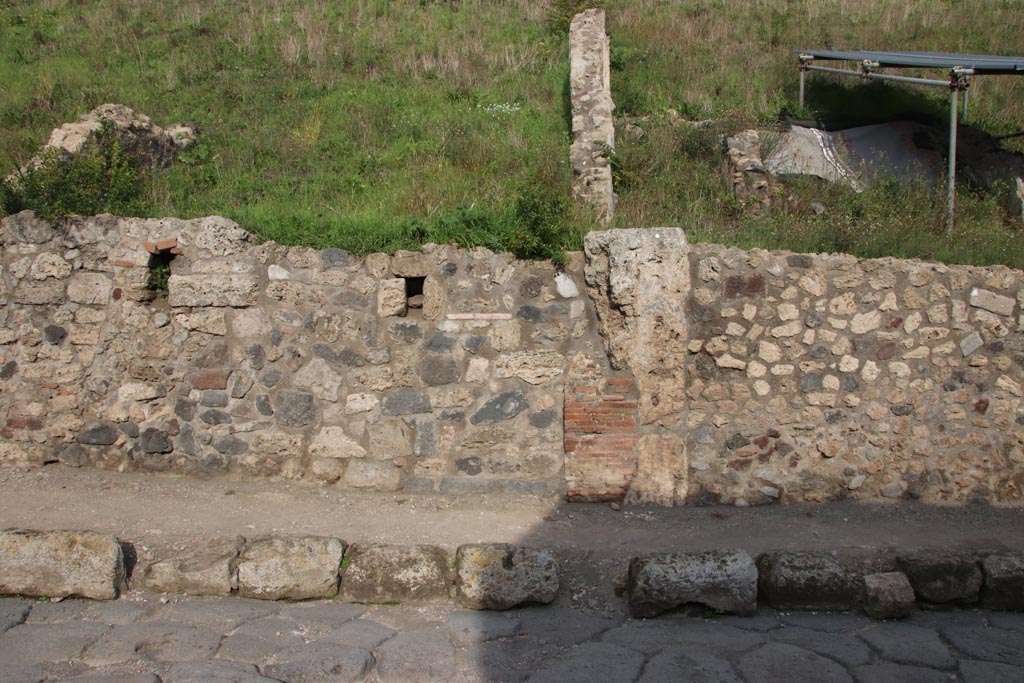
563;354;639;501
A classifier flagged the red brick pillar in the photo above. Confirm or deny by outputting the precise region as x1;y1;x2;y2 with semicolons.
563;354;639;501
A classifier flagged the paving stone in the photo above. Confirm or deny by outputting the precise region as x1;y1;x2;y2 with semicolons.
216;616;307;662
147;597;278;630
317;618;396;650
455;544;558;610
637;651;743;683
263;642;374;683
718;612;783;632
959;659;1024;683
236;536;345;600
626;550;758;617
83;620;221;666
986;612;1024;632
778;612;872;632
375;629;456;683
167;660;283;683
0;597;32;632
941;625;1024;666
52;675;162;683
858;623;956;669
355;605;448;632
0;663;43;683
276;603;366;634
906;609;990;632
602;620;764;655
758;552;861;610
0;621;109;665
456;638;540;683
340;544;450;604
738;642;854;683
853;663;949;683
772;625;873;667
518;606;620;647
81;602;152;626
445;610;521;644
524;642;645;683
22;599;94;623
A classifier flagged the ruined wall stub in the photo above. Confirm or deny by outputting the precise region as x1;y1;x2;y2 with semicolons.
0;211;592;496
569;9;616;224
581;229;691;505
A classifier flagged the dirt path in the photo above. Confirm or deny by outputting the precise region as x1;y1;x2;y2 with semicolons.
3;466;1023;563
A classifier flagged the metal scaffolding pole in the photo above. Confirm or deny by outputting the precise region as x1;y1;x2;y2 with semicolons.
947;85;959;233
795;56;973;231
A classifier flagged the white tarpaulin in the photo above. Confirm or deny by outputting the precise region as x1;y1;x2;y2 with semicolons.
766;121;944;190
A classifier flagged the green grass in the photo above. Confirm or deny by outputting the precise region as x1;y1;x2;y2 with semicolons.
1;0;1023;267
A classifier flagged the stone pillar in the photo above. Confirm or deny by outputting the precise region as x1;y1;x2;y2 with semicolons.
581;228;692;505
569;9;615;224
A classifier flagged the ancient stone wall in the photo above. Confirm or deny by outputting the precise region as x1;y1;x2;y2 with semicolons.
569;8;615;224
681;243;1024;505
1;211;1022;505
579;230;1024;506
0;211;598;494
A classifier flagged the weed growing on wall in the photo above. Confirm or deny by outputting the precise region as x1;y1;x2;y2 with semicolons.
1;122;145;219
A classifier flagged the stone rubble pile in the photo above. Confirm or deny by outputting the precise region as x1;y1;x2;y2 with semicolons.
8;104;195;182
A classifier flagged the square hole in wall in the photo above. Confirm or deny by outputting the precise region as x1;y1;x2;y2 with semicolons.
146;250;175;298
405;276;425;310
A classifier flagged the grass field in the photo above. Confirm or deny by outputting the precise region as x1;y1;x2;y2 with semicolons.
2;0;1023;267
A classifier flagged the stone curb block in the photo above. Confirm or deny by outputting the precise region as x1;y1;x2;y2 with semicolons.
863;571;916;619
897;553;982;605
0;529;126;600
625;550;758;618
757;551;862;611
236;536;346;600
981;552;1024;611
6;528;1024;620
339;543;451;604
140;537;243;597
454;543;559;610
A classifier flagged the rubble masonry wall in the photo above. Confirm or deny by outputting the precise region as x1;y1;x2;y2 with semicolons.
0;212;1022;506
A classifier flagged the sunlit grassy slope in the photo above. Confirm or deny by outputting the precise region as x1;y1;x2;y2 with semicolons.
2;0;1023;266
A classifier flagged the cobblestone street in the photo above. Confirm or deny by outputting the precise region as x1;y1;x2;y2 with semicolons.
2;594;1024;682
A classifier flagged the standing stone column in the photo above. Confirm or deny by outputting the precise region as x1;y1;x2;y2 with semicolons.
582;228;692;505
570;9;616;224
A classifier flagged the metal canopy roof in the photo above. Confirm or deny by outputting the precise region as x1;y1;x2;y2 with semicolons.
795;50;1024;75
